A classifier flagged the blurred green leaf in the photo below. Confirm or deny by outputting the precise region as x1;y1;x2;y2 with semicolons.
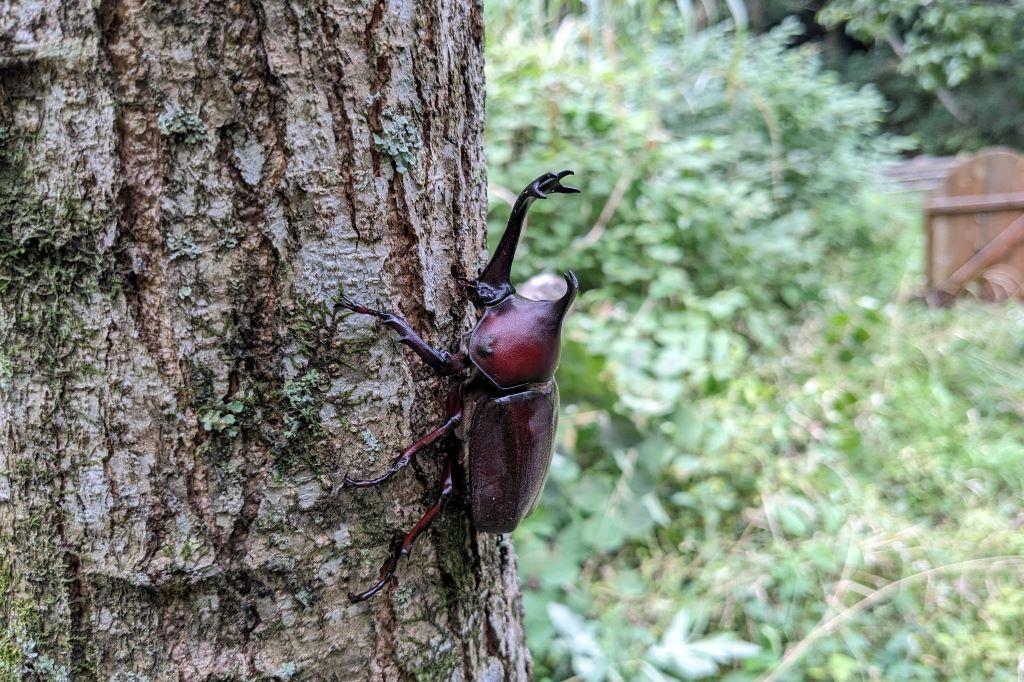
648;610;760;679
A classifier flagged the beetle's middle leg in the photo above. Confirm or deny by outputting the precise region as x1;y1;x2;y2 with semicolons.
348;453;455;602
337;296;468;377
344;387;463;488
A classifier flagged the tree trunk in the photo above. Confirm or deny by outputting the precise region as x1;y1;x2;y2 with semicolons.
0;1;531;679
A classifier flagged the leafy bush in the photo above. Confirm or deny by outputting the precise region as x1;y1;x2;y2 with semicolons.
818;0;1018;93
487;14;902;415
815;0;1024;155
486;4;1024;680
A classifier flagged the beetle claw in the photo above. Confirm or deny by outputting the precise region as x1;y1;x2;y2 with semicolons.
336;295;390;321
348;536;404;602
336;295;367;314
343;469;395;488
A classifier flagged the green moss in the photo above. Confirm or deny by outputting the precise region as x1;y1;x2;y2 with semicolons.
409;650;459;682
0;126;110;379
0;561;23;682
262;294;372;473
281;370;322;435
0;559;75;682
0;120;106;679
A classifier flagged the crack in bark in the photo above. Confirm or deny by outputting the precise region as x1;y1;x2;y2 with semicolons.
102;2;183;397
314;3;363;246
53;419;93;676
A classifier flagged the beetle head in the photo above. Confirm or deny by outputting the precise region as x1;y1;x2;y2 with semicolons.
468;170;580;308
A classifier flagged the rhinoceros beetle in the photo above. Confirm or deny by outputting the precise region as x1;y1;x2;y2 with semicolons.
339;170;580;601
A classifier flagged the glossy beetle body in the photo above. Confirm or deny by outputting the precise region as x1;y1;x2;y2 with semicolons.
339;170;580;601
464;378;558;533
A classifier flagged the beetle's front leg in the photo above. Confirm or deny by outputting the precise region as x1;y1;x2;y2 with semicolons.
337;296;468;377
348;454;455;602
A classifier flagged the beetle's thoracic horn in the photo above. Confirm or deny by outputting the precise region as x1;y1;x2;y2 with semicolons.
556;270;579;317
477;170;580;298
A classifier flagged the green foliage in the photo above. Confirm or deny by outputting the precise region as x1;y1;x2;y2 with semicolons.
486;4;1024;680
814;1;1024;154
818;0;1018;92
647;610;761;679
820;43;1024;155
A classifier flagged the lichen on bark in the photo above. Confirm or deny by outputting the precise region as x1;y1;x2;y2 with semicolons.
0;1;530;679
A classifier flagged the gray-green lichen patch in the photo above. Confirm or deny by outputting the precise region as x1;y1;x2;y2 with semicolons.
199;398;246;438
272;662;297;680
214;222;242;252
166;232;201;261
360;427;382;452
157;107;207;145
373;114;421;174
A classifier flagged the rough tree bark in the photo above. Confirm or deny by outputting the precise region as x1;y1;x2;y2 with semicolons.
0;1;531;679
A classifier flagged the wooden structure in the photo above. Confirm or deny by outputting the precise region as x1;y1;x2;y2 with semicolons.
884;155;960;192
925;148;1024;305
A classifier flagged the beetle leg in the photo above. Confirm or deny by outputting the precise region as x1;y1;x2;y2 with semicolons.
337;296;468;377
344;409;462;487
348;455;455;602
343;387;462;488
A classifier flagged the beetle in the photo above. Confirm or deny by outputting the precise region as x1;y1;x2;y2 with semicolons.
338;169;581;601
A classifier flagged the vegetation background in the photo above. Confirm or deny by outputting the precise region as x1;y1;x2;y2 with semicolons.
484;1;1024;679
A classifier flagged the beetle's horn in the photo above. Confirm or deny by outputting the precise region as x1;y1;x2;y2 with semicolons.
476;170;579;302
555;270;579;318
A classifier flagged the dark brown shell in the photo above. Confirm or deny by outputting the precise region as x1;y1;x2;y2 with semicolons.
468;273;576;390
466;382;558;533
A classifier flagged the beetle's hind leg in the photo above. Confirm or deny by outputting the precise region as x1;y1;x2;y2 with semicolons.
348;455;455;602
344;387;462;488
337;296;468;377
